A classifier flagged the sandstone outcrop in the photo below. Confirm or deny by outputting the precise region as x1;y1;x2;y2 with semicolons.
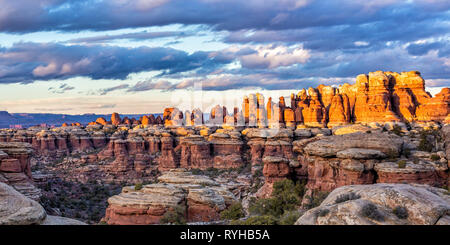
0;182;85;225
104;169;236;224
0;142;41;200
295;183;450;225
0;182;46;225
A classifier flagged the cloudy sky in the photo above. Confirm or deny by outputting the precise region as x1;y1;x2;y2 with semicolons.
0;0;449;114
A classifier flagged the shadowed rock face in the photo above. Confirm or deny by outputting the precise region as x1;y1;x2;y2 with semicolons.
0;142;41;200
103;169;235;225
295;183;450;225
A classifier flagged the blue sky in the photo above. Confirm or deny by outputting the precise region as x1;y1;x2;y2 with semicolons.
0;0;449;114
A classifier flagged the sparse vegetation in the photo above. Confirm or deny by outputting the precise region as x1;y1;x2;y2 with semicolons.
417;128;441;152
231;215;278;225
220;202;245;220
278;210;302;225
245;179;307;224
37;179;123;224
360;203;384;221
397;160;407;168
335;192;361;204
134;183;143;191
317;208;330;217
304;191;329;209
386;149;399;159
403;148;411;158
391;125;403;136
249;179;305;217
393;206;408;219
160;206;186;225
430;154;440;161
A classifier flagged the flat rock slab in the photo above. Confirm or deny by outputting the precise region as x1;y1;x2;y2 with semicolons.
337;148;387;159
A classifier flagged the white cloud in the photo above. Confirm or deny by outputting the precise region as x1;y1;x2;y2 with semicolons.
239;44;310;69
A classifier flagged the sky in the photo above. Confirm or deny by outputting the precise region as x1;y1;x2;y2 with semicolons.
0;0;449;114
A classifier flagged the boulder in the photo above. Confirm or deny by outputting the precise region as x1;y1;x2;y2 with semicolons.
295;183;450;225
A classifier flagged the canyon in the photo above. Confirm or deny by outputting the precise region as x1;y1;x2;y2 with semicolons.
0;70;449;225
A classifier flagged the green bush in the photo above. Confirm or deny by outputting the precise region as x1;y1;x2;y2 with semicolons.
417;129;441;152
278;210;302;225
386;149;399;159
335;192;361;204
393;206;408;219
249;179;305;217
160;206;186;225
391;125;403;136
317;209;330;217
220;202;245;220
430;154;440;161
397;160;407;169
231;215;278;225
134;183;143;191
304;191;329;209
360;203;384;221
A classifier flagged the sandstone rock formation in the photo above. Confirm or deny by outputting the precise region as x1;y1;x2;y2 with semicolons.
0;182;85;225
0;142;41;200
295;183;450;225
103;169;236;224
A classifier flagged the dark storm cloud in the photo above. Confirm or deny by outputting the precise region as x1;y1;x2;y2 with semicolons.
1;0;449;33
0;42;230;84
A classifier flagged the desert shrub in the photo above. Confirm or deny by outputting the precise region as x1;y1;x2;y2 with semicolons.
386;149;399;159
190;168;203;175
231;215;278;225
160;206;186;225
335;192;361;204
317;209;330;217
134;183;143;191
391;125;404;136
397;160;407;168
220;202;245;220
403;148;411;158
430;154;440;161
278;210;302;225
417;129;441;152
253;169;263;177
249;179;305;217
305;191;329;209
393;206;408;219
360;203;384;221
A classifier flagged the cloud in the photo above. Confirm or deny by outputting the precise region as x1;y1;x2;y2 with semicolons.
1;0;448;33
48;83;75;93
66;30;190;44
238;45;310;69
0;42;230;84
97;84;129;95
127;80;174;92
